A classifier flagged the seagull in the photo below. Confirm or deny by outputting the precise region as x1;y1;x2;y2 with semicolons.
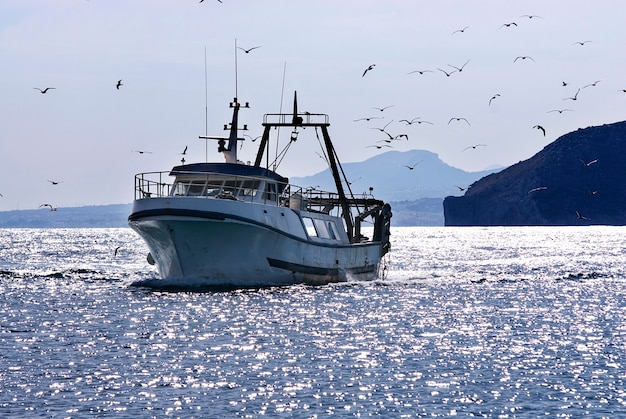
576;211;590;220
407;69;433;75
403;161;422;170
583;80;601;88
116;79;123;90
34;87;55;94
366;144;392;149
562;81;569;87
40;203;57;211
372;105;394;112
528;186;548;193
114;246;121;257
180;145;188;155
454;185;466;191
362;64;376;77
370;120;393;132
399;118;421;125
572;41;592;46
452;26;470;34
500;22;518;28
47;180;62;185
563;88;581;101
580;158;598;167
520;14;542;19
489;94;501;106
463;144;487;151
237;46;261;54
514;56;535;63
133;150;153;154
353;116;383;122
533;125;546;136
448;117;470;126
437;68;457;77
547;109;573;114
448;59;470;72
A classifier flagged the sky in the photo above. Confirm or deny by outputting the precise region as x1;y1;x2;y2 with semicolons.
1;0;625;211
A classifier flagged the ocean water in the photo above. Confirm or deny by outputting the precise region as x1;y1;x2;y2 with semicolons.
1;226;626;417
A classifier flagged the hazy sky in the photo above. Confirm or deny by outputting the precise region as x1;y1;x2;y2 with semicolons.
1;0;625;210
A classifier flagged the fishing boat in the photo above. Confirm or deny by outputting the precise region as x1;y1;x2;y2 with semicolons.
128;93;392;288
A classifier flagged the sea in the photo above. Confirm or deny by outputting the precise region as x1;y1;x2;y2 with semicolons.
1;226;625;418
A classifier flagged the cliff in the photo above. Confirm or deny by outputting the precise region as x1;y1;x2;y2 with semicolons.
443;121;626;226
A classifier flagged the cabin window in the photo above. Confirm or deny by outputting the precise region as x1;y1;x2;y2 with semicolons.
205;179;224;196
327;221;339;240
187;181;206;196
237;179;261;198
313;219;331;239
302;217;318;237
265;182;277;203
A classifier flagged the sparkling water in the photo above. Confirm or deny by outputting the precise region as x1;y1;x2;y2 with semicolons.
1;227;625;417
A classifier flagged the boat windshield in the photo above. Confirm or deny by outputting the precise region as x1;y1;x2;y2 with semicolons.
171;175;268;201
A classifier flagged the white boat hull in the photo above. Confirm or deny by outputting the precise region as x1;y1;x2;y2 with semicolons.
129;198;383;288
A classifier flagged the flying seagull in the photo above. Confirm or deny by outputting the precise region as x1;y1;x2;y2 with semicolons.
580;158;598;167
407;69;433;75
114;246;121;257
452;26;470;34
448;117;470;126
47;180;62;185
133;150;153;154
366;144;392;149
353;116;383;122
489;94;501;106
500;22;518;28
514;56;535;63
563;88;581;101
34;87;55;94
547;109;573;114
583;80;601;89
572;41;592;46
528;186;548;193
403;161;422;170
40;203;57;211
372;105;394;112
116;79;123;90
237;46;261;54
180;145;188;155
533;125;546;136
576;211;590;220
463;144;487;151
448;59;470;72
399;118;421;125
520;14;542;19
362;64;376;77
437;68;457;77
370;120;393;134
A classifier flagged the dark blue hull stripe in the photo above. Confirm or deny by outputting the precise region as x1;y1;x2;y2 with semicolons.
267;258;377;276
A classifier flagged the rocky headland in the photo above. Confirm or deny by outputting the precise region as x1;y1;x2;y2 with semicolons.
444;121;626;226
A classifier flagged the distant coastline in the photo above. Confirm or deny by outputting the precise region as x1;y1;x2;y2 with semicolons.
0;204;132;228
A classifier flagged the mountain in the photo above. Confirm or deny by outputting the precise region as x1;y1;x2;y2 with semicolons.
443;121;626;226
290;149;499;202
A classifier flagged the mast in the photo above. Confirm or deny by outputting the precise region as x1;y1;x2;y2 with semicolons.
256;91;356;242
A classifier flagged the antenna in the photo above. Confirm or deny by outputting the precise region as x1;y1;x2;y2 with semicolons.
234;38;238;99
204;45;209;162
274;61;287;171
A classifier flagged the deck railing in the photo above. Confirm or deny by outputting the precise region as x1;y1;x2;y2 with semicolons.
133;170;359;214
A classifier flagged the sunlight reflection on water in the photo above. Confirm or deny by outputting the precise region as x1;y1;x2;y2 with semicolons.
0;227;625;416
